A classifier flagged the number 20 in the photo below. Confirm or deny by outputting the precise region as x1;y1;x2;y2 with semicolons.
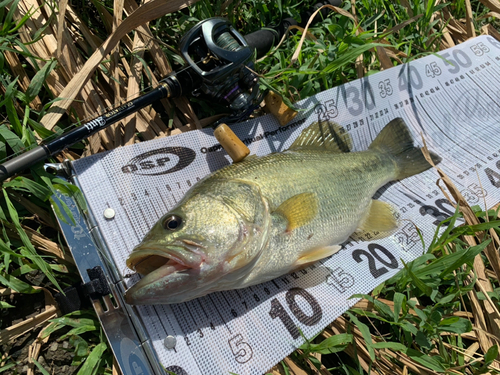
352;244;398;278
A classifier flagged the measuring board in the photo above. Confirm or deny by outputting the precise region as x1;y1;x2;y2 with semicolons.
60;35;500;375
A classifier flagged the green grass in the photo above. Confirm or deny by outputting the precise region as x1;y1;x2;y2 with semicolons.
0;0;499;374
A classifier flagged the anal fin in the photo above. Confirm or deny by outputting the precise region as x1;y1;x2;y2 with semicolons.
356;200;399;237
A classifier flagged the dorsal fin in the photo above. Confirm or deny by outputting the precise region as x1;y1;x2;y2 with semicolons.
288;121;352;153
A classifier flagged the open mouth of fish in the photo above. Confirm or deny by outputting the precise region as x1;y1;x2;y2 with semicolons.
127;249;192;276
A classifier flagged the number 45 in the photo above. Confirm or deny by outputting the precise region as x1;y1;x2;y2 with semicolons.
425;62;441;78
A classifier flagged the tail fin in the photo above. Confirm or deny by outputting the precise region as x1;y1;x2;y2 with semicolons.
369;118;441;180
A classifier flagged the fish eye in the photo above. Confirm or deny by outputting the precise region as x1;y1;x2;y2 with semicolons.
163;215;182;230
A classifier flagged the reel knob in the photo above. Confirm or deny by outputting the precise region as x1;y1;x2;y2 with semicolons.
264;91;298;126
213;124;250;163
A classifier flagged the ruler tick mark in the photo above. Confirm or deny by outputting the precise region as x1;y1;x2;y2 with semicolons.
208;294;231;333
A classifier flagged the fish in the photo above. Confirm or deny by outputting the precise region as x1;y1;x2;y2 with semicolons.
124;118;440;305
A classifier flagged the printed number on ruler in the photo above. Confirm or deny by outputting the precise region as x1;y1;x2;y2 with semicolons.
461;183;488;205
352;244;398;279
484;159;500;188
228;334;253;364
419;198;455;226
470;41;490;56
340;80;377;116
487;35;500;50
439;49;472;74
394;222;420;252
398;65;423;91
314;99;339;120
117;177;202;206
269;288;322;339
378;79;393;98
326;267;355;293
425;62;442;78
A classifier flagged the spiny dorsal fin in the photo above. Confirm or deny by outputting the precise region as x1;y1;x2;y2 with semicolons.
355;200;399;238
288;121;352;153
274;192;318;232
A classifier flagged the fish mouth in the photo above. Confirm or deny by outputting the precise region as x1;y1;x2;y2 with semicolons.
126;239;205;275
127;248;190;276
124;241;206;305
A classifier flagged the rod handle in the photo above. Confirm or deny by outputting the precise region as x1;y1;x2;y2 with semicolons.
214;124;250;163
0;146;49;183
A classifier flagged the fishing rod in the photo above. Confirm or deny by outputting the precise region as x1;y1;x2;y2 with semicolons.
0;0;340;183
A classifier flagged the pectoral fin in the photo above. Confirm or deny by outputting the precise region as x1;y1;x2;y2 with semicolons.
274;192;318;232
294;245;342;267
356;200;399;236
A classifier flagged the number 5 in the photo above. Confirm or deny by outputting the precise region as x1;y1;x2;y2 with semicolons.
228;334;253;364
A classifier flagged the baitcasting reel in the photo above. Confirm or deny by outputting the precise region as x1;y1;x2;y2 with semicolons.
162;17;295;162
179;18;261;116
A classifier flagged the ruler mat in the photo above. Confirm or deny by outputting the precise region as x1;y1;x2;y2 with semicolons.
72;35;500;375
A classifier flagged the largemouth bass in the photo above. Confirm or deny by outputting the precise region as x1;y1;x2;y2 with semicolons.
125;118;439;305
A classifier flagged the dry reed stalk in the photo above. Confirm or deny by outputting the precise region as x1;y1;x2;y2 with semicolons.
441;8;469;43
112;356;123;375
3;51;43;112
123;31;147;145
2;220;75;265
348;0;365;77
421;140;500;365
482;24;500;46
111;0;125;148
38;0;201;133
7;191;57;228
478;0;500;13
56;0;69;58
26;328;50;375
267;364;287;375
0;288;59;344
464;0;477;39
10;0;202;156
440;19;457;49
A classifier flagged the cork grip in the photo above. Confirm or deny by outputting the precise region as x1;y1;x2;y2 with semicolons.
264;91;298;126
214;124;250;163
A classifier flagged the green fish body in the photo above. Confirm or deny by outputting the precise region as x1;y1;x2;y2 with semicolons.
125;118;439;305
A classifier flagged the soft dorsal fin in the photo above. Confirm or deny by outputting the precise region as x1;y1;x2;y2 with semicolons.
288;121;352;153
274;192;318;232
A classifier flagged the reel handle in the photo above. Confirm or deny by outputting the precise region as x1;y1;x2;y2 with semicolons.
213;124;250;163
264;91;298;126
244;0;342;58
